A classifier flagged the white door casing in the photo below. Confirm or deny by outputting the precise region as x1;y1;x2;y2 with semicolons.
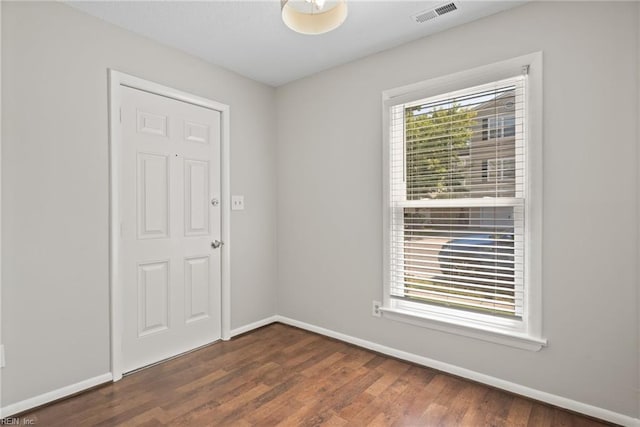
109;71;231;380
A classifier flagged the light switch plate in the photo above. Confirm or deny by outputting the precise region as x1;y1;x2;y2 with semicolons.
232;195;245;211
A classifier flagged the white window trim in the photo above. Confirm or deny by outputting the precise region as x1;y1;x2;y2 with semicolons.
381;52;545;351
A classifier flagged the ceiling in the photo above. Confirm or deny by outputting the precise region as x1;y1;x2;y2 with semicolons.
67;1;526;87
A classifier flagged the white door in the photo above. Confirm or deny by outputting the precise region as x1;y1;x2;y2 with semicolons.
120;86;221;373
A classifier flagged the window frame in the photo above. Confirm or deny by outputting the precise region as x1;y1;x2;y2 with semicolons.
381;53;545;351
484;115;517;140
488;157;516;182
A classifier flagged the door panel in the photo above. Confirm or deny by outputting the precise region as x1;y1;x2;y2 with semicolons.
184;159;209;236
184;256;210;323
137;110;168;137
184;121;210;144
121;86;221;373
137;153;170;239
137;260;170;336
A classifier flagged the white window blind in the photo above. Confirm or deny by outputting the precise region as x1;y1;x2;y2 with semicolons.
389;75;526;319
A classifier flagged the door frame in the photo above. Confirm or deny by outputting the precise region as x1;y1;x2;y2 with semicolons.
108;70;231;381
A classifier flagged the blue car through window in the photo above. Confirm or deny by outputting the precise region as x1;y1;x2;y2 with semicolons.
438;233;515;283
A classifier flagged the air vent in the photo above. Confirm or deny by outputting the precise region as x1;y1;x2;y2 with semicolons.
413;2;457;24
414;9;438;23
435;2;457;16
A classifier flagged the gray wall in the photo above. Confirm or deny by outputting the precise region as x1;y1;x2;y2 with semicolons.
276;1;639;417
1;1;277;406
2;0;639;419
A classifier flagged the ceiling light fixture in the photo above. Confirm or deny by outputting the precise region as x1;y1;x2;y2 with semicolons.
281;0;348;35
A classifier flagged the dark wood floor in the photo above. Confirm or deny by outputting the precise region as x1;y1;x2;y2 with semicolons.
22;323;612;426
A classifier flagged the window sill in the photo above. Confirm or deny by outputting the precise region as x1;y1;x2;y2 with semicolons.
379;306;547;352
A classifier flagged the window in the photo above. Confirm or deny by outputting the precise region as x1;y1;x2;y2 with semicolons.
382;54;545;350
483;116;516;140
488;157;516;182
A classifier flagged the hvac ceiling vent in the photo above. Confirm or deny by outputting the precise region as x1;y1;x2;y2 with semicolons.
413;2;458;23
435;2;457;16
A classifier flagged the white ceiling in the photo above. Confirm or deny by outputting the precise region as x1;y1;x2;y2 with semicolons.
67;0;526;87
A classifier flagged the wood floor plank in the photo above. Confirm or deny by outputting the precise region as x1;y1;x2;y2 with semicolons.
301;351;347;377
388;368;438;426
527;403;554;427
419;402;450;425
481;388;515;427
173;382;271;426
506;397;534;427
292;368;383;424
117;407;167;427
319;413;349;426
18;323;615;427
337;390;376;421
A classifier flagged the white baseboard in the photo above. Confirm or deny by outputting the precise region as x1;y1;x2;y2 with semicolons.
2;318;637;426
0;315;279;418
229;315;279;338
0;372;112;418
275;315;639;427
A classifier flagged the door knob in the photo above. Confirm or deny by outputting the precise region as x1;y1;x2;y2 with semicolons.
211;240;223;249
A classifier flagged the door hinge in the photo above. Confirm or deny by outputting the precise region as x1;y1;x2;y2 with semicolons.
119;107;122;123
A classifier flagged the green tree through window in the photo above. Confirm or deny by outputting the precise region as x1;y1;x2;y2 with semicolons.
405;105;477;200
